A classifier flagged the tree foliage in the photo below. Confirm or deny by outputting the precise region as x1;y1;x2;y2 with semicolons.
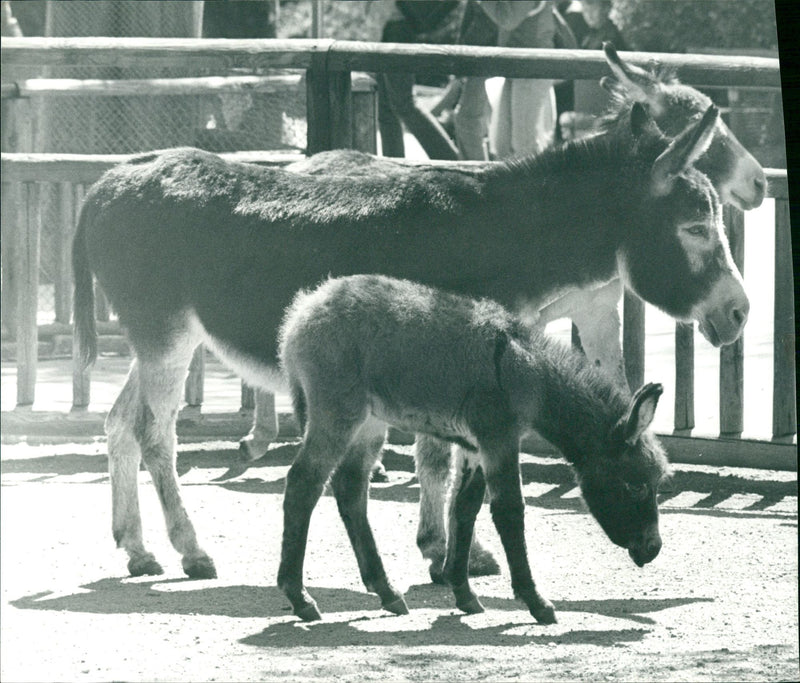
611;0;779;53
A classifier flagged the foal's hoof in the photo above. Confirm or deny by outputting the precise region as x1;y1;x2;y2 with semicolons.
468;541;501;577
382;595;410;616
182;555;217;579
128;554;164;577
453;582;485;615
530;600;557;625
295;601;323;622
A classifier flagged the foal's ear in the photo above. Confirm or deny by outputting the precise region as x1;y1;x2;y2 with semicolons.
650;104;719;196
623;382;663;445
603;42;658;103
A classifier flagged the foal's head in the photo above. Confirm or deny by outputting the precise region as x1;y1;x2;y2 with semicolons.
576;383;670;567
600;42;766;210
617;103;749;347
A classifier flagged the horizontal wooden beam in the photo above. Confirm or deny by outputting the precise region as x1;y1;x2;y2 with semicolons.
1;38;781;88
2;410;796;471
0;151;304;183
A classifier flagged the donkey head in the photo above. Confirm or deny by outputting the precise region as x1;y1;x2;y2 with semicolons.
601;42;766;210
618;103;749;347
578;383;670;567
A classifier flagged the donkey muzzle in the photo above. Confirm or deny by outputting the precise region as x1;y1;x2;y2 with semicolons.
628;529;662;567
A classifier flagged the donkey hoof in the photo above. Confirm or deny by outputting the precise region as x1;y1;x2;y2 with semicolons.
295;602;323;622
128;554;164;577
182;555;217;579
453;582;484;614
370;461;389;483
382;595;410;616
530;600;557;625
457;596;485;615
468;541;501;577
427;556;447;585
238;439;262;463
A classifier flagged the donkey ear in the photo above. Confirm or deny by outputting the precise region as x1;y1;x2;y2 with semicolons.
623;382;663;445
629;102;661;139
650;104;719;196
603;42;658;103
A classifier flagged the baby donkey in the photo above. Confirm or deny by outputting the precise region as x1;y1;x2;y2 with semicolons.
278;275;670;623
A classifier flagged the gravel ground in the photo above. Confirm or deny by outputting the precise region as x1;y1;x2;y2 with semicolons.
1;440;797;682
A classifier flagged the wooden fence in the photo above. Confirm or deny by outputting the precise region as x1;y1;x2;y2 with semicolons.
1;38;795;470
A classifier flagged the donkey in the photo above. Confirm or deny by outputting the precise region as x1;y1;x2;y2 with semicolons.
73;101;738;580
278;274;670;623
240;43;766;579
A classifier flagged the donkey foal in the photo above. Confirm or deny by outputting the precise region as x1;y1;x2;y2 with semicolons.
278;275;670;623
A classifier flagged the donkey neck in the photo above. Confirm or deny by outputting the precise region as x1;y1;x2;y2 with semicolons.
504;335;630;468
480;139;642;291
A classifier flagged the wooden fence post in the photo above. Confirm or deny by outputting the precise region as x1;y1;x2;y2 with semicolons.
54;181;74;323
772;198;796;439
623;290;645;391
15;181;41;407
184;344;205;411
72;184;91;410
719;206;745;436
306;50;352;154
674;322;695;432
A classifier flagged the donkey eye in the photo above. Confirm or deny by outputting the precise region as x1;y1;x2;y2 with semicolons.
624;482;649;501
684;224;707;237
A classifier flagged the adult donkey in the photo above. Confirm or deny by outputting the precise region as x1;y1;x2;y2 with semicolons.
242;44;766;579
74;102;740;580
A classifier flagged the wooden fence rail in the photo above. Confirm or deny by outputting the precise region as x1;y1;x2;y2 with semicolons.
0;39;795;470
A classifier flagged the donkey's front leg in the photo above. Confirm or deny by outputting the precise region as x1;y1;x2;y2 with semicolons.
442;448;487;614
137;358;216;579
239;390;279;462
415;435;500;583
485;448;556;624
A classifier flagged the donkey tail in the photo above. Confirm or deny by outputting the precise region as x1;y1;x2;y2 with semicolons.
72;200;97;369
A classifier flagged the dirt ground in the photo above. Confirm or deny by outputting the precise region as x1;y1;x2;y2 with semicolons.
1;438;797;683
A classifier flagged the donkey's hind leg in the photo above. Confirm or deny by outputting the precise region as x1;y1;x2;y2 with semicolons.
106;360;163;577
277;410;361;621
330;417;408;616
415;435;500;583
135;346;216;579
239;389;278;462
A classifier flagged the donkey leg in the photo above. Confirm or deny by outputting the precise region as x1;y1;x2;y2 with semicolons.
484;447;556;624
330;418;408;616
135;350;216;579
415;435;499;583
443;448;487;615
277;417;357;621
106;360;163;577
239;390;278;462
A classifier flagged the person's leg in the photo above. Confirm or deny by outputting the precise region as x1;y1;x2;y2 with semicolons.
454;77;490;160
383;71;459;160
377;74;406;158
508;78;556;156
489;78;513;159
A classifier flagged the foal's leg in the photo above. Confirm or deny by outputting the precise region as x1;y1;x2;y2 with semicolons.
277;410;360;621
106;360;162;576
415;435;500;583
239;389;278;462
330;417;408;616
442;447;487;614
135;348;216;579
483;442;556;624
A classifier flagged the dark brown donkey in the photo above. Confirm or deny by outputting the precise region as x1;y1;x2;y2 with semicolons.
73;102;736;581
